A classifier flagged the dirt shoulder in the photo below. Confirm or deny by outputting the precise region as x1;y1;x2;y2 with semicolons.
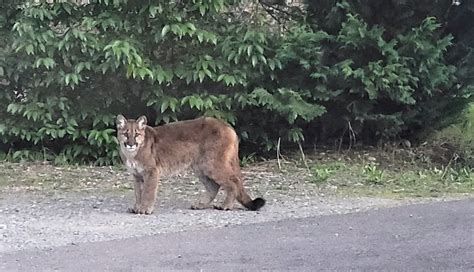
0;161;471;253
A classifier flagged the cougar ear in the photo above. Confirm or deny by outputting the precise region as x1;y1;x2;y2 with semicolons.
116;114;127;130
137;115;147;130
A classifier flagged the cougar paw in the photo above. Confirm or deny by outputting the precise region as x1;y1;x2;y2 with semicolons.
213;205;232;211
129;206;154;215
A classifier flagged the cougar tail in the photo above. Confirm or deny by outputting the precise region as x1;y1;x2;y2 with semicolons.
237;186;266;211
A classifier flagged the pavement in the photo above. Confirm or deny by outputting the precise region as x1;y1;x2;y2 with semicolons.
1;198;473;271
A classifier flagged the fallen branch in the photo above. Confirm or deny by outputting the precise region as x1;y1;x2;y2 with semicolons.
276;137;282;170
298;142;310;171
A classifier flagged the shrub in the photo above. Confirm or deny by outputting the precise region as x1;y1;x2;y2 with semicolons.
0;0;471;165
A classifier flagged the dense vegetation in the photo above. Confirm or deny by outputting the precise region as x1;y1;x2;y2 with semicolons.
0;0;472;165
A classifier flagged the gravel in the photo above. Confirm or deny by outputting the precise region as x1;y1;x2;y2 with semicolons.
0;161;465;253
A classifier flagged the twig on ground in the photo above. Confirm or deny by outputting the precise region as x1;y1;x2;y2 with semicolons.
298;142;310;171
441;153;459;179
277;137;282;170
348;121;356;151
337;125;348;155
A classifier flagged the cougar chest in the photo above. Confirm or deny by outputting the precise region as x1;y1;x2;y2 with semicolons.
125;158;144;176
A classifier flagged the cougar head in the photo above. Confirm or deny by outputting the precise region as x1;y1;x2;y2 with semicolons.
116;114;147;153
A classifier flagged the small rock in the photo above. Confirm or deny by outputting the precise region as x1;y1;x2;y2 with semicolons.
401;140;411;148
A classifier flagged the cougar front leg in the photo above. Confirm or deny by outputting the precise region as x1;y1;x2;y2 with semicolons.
136;170;160;215
128;174;143;213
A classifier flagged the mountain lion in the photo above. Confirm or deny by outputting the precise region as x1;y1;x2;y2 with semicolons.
116;115;266;215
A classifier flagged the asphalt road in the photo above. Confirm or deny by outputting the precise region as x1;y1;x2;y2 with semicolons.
1;199;473;271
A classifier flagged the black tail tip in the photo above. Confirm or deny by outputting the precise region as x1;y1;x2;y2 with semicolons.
249;197;266;211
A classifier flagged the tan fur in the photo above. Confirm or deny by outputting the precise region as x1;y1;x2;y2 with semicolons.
116;115;265;215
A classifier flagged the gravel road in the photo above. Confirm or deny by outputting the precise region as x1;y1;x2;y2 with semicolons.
0;162;469;253
2;199;472;271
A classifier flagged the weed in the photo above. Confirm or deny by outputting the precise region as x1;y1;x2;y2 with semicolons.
362;164;385;185
240;153;257;167
441;167;473;183
312;167;333;183
311;161;345;183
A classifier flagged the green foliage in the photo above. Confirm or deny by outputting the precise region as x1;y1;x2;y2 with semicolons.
362;164;384;185
240;152;257;167
304;0;472;141
311;162;344;183
277;6;460;141
1;0;313;164
0;0;471;165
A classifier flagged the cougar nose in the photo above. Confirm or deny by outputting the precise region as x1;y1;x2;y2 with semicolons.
124;142;137;150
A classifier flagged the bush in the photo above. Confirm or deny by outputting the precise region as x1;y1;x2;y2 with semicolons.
304;0;473;141
0;0;471;165
0;1;309;164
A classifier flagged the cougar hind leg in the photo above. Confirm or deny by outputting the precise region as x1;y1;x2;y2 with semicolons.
207;172;239;211
191;175;220;210
209;170;265;211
